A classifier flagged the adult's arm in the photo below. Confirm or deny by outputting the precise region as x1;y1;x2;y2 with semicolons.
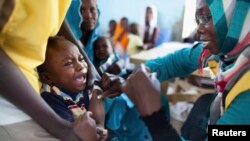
0;48;80;141
121;67;182;141
145;43;202;82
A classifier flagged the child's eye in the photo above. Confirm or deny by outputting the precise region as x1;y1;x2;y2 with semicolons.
79;56;85;62
64;60;73;66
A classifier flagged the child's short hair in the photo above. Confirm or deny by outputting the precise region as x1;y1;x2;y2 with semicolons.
93;36;114;51
37;36;66;73
47;36;66;48
93;36;105;49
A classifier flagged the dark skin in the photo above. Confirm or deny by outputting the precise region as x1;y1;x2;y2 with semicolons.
59;0;123;100
80;0;98;46
0;3;100;140
93;37;124;98
94;37;113;61
122;0;221;120
58;20;101;86
145;7;153;24
59;18;112;141
94;37;122;75
130;23;144;49
1;1;126;141
39;38;106;141
122;1;240;141
61;2;122;99
196;0;219;54
99;73;125;99
109;20;116;37
143;7;159;49
39;39;89;93
117;18;129;42
0;47;82;141
106;62;122;75
121;66;161;116
73;111;98;141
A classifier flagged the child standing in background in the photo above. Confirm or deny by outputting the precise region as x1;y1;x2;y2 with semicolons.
127;22;144;55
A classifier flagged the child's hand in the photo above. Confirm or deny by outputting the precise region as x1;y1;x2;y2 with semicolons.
106;62;122;75
73;112;98;141
98;73;125;99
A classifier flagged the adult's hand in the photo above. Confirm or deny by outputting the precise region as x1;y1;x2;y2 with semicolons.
99;73;125;99
121;66;161;116
96;126;108;141
73;112;98;141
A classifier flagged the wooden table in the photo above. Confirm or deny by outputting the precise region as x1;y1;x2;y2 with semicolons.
130;42;191;65
129;42;211;78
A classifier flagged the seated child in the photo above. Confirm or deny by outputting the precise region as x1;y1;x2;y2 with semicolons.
127;22;144;56
37;36;107;139
93;36;128;77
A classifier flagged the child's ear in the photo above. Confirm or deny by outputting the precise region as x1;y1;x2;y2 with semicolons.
38;72;53;85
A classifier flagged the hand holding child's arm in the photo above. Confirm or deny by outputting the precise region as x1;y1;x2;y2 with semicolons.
73;112;98;141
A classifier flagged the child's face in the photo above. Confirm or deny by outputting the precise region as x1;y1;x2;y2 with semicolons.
94;38;113;61
109;21;116;32
44;40;88;93
130;23;139;35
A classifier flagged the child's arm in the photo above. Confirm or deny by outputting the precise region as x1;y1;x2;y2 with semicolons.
89;89;106;139
89;89;105;126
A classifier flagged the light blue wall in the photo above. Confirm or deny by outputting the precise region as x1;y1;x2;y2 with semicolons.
97;0;185;41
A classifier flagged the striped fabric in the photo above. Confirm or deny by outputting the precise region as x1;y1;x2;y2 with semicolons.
207;0;250;124
200;0;250;73
207;0;250;54
41;84;92;120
